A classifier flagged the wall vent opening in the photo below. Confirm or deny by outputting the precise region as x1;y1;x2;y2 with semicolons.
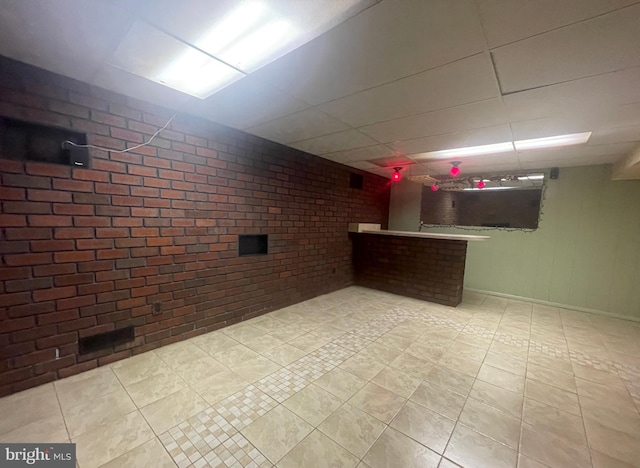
239;234;268;256
78;326;134;355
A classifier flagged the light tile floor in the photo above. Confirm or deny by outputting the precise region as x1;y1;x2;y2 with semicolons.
2;286;640;467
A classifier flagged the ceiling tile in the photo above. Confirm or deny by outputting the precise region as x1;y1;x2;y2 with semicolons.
519;156;621;171
189;74;308;129
247;108;350;144
493;6;640;93
90;64;195;111
509;117;593;141
368;155;415;168
251;0;485;105
510;103;640;143
321;145;396;163
343;160;380;170
516;142;635;163
394;124;512;156
582;126;640;146
289;129;379;155
369;167;395;178
477;0;636;48
503;66;640;122
319;54;499;127
0;0;134;81
603;102;640;129
358;99;508;143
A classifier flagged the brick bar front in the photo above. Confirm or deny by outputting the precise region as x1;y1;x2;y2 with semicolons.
352;233;468;306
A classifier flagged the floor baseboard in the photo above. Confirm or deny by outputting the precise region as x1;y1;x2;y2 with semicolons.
465;288;640;324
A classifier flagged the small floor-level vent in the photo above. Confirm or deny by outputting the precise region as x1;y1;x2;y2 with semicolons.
78;326;134;355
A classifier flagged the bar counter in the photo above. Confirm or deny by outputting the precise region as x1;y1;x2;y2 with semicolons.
349;224;489;306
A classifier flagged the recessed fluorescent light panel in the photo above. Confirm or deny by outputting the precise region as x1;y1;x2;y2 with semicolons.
157;48;243;98
112;1;371;99
464;186;514;191
197;2;293;73
110;21;244;99
513;132;592;151
414;142;514;160
412;132;591;160
518;174;545;181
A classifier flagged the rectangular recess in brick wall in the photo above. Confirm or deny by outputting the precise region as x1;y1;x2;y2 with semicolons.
238;234;268;256
78;326;134;355
0;117;89;167
350;173;364;189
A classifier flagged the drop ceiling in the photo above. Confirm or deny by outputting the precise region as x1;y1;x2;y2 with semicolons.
1;0;639;179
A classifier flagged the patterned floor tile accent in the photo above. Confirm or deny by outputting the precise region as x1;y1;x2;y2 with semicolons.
286;355;336;381
529;341;570;359
569;350;615;372
214;386;278;430
351;327;390;342
310;343;356;366
325;334;370;355
493;333;530;348
254;368;310;403
460;325;496;341
159;408;271;468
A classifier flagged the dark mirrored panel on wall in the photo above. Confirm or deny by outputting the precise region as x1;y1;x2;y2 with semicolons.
420;173;545;230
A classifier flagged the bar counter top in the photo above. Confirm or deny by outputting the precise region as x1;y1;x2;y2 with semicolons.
347;223;489;241
357;229;490;242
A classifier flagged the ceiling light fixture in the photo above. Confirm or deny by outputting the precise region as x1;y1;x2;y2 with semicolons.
463;186;514;191
413;132;591;162
450;161;461;177
417;142;514;160
391;167;403;182
155;2;296;98
157;49;243;98
514;132;592;151
114;1;372;99
197;2;267;58
219;20;293;71
517;174;545;181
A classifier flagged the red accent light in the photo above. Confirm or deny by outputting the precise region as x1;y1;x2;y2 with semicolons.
391;167;402;182
450;166;460;177
477;180;485;189
430;185;438;192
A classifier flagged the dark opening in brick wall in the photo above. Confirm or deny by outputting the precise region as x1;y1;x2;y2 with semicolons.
350;173;364;190
238;234;268;256
78;326;134;355
1;117;89;167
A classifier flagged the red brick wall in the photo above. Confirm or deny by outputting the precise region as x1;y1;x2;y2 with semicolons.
0;58;390;396
421;189;459;225
352;234;467;307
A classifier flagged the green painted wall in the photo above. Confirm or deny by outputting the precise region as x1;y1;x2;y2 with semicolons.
392;165;640;318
